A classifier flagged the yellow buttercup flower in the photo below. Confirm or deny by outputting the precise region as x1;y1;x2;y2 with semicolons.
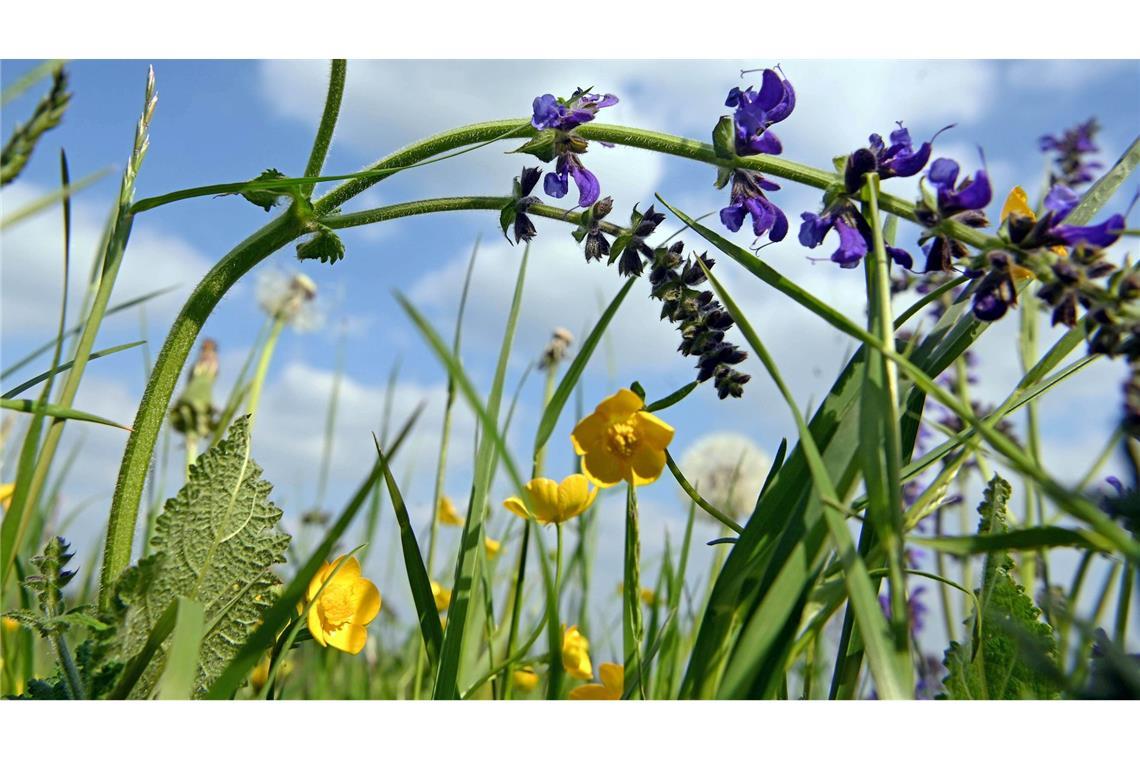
571;388;675;487
616;583;658;606
512;666;539;692
1;482;14;513
503;474;598;525
2;616;20;634
431;581;452;613
562;624;593;680
569;662;623;700
437;495;464;526
305;555;381;655
484;537;501;558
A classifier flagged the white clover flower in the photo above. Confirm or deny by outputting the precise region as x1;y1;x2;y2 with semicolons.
256;269;323;332
678;433;770;520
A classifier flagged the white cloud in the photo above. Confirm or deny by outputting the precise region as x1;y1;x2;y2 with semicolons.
1005;60;1133;92
1;182;210;336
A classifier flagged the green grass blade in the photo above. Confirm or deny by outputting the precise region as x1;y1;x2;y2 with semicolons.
664;450;744;534
1065;137;1140;226
0;398;133;431
432;244;529;700
698;256;910;700
645;381;698;413
1;168;111;229
156;597;205;700
2;340;146;399
373;433;444;672
395;293;564;701
0;286;178;383
913;527;1110;555
533;275;636;454
110;600;178;700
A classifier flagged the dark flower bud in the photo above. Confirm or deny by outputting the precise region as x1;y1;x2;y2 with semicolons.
519;166;542;197
584;229;610;262
844;148;878;194
593;196;614;220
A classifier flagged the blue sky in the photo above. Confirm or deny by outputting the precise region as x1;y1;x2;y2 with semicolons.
3;60;1138;656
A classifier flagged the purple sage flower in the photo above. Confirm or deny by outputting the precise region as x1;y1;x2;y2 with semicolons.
1041;185;1127;249
927;158;993;218
1039;118;1103;188
716;68;794;243
844;122;947;194
799;201;913;269
530;88;618;208
722;172;789;242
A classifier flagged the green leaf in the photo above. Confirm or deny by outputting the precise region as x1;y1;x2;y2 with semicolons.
374;435;444;672
941;475;1060;700
0;398;132;431
1065;137;1140;226
499;201;516;241
234;168;289;211
533;275;636;454
296;224;345;265
913;526;1109;556
107;416;290;698
2;340;146;399
432;244;529;699
711;115;735;160
510;131;557;163
156;597;205;700
644;381;698;413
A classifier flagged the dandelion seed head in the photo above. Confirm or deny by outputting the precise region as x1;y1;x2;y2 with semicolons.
678;433;770;520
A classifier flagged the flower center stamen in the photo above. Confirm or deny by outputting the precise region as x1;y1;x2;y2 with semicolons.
319;584;356;629
605;420;639;459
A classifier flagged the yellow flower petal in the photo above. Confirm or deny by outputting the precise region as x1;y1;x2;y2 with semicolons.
431;581;452;613
629;445;667;486
527;477;562;523
1001;186;1035;222
581;448;627;488
556;474;595;522
568;683;617;700
324;623;368;654
330;555;361;583
512;667;539;692
635;411;675;449
0;483;14;513
308;561;331;603
307;600;326;646
503;496;531;520
595;388;645;419
599;662;624;694
351;577;382;626
562;624;593;680
484;537;501;558
570;412;608;456
437;496;465;526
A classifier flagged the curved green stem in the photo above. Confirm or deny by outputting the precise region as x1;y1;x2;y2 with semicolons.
301;60;346;200
99;210;304;607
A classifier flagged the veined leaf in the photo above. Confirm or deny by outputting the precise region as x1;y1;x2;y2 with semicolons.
941;476;1060;700
108;416;289;697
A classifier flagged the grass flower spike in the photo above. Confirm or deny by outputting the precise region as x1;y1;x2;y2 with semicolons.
562;624;593;680
571;388;675;487
502;474;598;525
569;662;623;700
306;555;381;655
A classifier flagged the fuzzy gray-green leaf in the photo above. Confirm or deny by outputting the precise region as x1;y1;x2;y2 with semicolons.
109;416;289;697
941;475;1060;699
